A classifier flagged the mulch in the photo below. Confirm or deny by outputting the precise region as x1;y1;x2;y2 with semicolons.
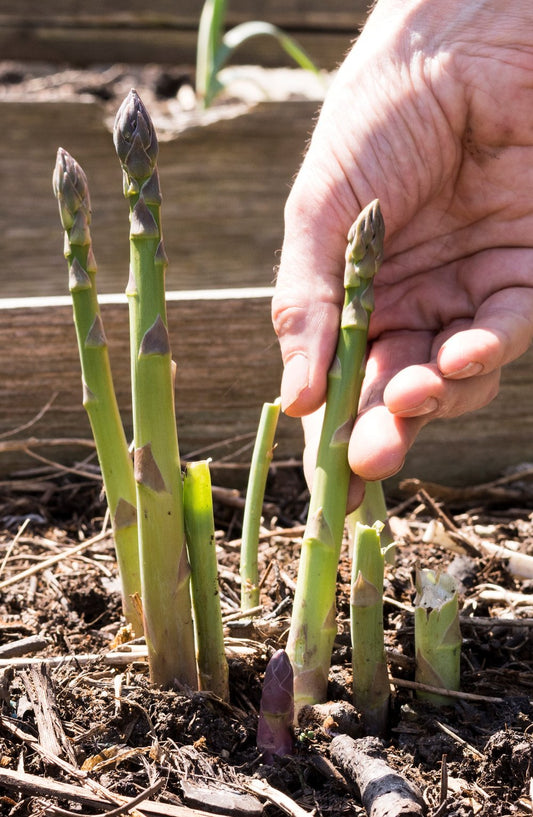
0;457;532;817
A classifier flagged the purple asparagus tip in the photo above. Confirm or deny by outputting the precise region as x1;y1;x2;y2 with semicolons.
113;89;158;184
257;649;294;762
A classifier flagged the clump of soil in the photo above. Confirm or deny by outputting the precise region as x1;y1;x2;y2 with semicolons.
0;466;532;816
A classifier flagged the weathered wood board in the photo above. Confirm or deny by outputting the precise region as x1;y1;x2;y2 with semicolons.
0;99;318;299
0;290;295;479
1;290;532;488
0;2;368;69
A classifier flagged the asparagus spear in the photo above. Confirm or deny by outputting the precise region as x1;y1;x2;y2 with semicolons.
414;568;461;704
240;398;281;612
113;90;197;689
350;521;390;735
183;460;229;701
257;649;294;761
53;148;142;637
286;200;384;712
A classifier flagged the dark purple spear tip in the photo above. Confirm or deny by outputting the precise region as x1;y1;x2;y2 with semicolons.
257;649;294;762
113;89;158;183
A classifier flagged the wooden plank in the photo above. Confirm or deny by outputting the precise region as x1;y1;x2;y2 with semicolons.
0;0;367;67
0;99;318;299
0;290;299;479
1;291;532;488
0;1;368;30
0;27;353;69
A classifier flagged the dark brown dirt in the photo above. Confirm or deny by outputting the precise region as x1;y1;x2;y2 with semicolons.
0;464;532;817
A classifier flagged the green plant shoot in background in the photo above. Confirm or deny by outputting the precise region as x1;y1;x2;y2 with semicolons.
196;0;320;107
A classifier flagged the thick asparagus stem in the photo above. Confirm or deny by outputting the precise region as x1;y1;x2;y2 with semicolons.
240;398;281;612
414;568;462;704
113;90;197;689
183;460;229;701
350;522;390;735
53;148;142;637
286;200;384;712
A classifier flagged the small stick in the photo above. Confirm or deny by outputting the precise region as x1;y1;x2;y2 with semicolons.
0;518;30;579
0;435;95;452
227;525;306;548
0;767;211;817
435;721;484;760
21;664;78;765
460;615;533;629
477;585;533;605
244;778;314;817
330;734;427;817
0;648;149;670
390;676;503;703
223;605;263;622
0;529;109;590
47;778;163;817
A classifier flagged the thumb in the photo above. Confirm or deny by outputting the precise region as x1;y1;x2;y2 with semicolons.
272;185;351;417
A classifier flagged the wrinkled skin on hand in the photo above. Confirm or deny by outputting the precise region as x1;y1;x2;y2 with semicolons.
272;0;533;506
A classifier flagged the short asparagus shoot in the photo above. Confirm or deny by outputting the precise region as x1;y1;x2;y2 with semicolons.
350;521;390;735
347;480;394;554
414;568;462;704
257;649;294;762
285;200;385;712
240;398;281;612
183;460;229;701
114;90;197;689
53;148;142;637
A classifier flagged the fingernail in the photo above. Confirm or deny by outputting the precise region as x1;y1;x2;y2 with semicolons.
443;361;484;380
281;354;309;412
393;396;439;418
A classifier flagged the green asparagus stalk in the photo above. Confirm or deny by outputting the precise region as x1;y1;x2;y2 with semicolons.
347;480;393;554
350;521;390;735
286;200;385;712
183;460;229;701
414;568;461;704
53;148;142;637
240;398;281;612
113;90;197;689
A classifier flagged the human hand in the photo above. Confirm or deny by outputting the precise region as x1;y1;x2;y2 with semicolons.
272;0;533;503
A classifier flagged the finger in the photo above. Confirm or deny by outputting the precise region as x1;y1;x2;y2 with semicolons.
359;330;435;411
383;363;501;418
350;364;500;481
348;404;426;481
437;287;533;379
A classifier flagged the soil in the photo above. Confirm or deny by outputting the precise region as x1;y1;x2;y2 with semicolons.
0;60;329;137
0;62;532;816
0;462;532;817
